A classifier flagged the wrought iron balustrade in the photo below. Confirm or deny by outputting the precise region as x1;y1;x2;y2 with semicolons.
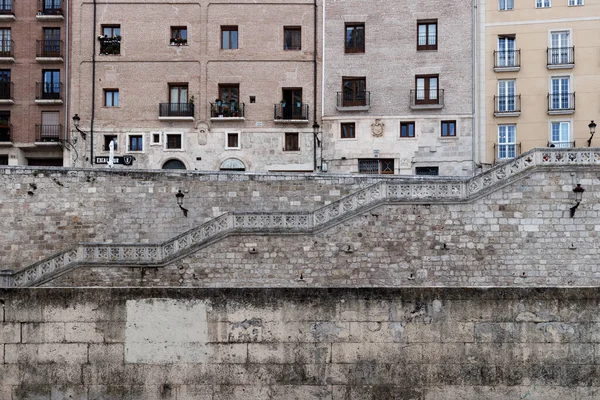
159;103;195;118
494;49;521;69
547;46;574;66
35;82;62;100
35;124;63;142
273;103;309;120
210;102;245;118
336;91;370;108
547;93;575;112
494;94;521;114
36;40;63;58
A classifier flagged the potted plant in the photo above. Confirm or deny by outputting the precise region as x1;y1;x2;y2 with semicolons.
280;99;286;107
0;118;9;127
189;95;194;105
215;98;222;107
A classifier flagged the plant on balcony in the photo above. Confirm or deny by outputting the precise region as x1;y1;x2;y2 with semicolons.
189;95;194;105
170;37;187;46
0;118;9;127
98;35;121;55
280;99;286;107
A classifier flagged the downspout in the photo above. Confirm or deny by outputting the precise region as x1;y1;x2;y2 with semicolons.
312;0;318;172
471;0;476;175
64;0;69;163
90;0;97;166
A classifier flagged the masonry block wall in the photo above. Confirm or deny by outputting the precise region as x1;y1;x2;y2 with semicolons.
1;288;600;399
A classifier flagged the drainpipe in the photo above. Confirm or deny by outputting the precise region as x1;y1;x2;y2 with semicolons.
64;0;69;163
313;0;318;171
471;0;476;175
90;0;97;166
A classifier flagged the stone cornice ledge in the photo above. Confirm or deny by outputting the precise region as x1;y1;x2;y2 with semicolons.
3;148;600;288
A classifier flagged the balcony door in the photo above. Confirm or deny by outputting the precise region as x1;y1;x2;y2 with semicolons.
43;28;60;57
41;111;59;141
551;77;570;109
551;122;570;148
550;31;570;64
219;84;239;116
282;88;302;119
0;28;10;56
342;78;366;107
0;69;9;99
498;80;515;112
169;84;188;115
42;70;60;99
497;36;515;67
415;75;438;104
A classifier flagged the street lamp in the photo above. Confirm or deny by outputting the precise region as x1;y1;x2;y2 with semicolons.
587;120;597;147
570;184;585;218
175;190;188;217
72;114;94;166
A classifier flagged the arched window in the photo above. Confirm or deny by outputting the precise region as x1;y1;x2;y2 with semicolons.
162;159;186;170
219;158;245;171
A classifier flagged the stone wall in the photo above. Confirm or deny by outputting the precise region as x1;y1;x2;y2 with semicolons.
1;287;599;399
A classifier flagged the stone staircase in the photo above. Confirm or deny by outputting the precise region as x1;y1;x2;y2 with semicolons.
1;148;599;288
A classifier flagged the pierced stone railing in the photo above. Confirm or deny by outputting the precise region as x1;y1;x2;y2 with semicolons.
3;148;600;288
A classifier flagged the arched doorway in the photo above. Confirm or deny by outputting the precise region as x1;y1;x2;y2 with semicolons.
219;158;246;171
162;159;186;170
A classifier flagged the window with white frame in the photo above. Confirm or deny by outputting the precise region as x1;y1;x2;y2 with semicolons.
568;0;583;5
536;0;550;7
549;76;572;110
499;0;514;10
498;80;516;112
498;125;516;159
550;121;571;148
549;31;572;65
151;132;161;145
497;36;516;67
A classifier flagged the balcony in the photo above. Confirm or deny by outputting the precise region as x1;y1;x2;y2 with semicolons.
99;36;121;55
35;124;63;143
36;0;63;20
35;82;63;104
494;50;521;72
547;141;575;148
336;91;370;111
547;93;575;115
0;1;15;21
0;123;12;144
36;40;64;62
547;47;574;69
493;95;521;117
410;89;444;110
210;102;245;121
273;103;309;123
0;40;14;62
493;142;521;164
0;82;13;104
158;103;194;121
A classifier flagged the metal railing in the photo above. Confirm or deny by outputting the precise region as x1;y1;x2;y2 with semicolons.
36;40;63;58
274;103;309;120
494;94;521;114
38;0;62;15
417;35;437;51
99;36;120;55
410;89;445;107
210;102;245;118
35;82;62;101
0;82;13;100
547;93;575;112
0;0;14;14
547;141;575;148
35;124;63;142
336;91;370;108
493;142;521;163
0;40;13;58
494;49;520;68
159;103;194;118
547;47;574;66
0;123;11;142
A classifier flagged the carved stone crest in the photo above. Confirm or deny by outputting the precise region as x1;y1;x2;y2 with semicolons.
371;119;385;137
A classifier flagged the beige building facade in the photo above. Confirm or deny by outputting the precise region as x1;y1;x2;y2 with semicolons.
478;0;600;165
321;0;474;176
69;0;321;171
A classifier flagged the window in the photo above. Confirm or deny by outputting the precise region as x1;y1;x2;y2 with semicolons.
417;20;437;51
569;0;583;5
41;0;61;14
0;69;10;100
0;155;7;165
40;111;60;141
0;28;10;56
128;135;143;151
0;110;9;141
536;0;550;7
415;75;439;105
499;0;514;10
166;134;182;149
104;89;119;107
151;133;161;145
441;120;456;137
498;80;516;112
416;167;439;176
42;69;60;99
170;26;187;46
549;31;572;65
226;132;239;149
341;122;355;139
345;23;365;53
216;84;240;117
400;122;415;138
549;76;572;110
221;26;238;49
497;36;516;67
280;88;304;120
342;77;366;107
551;122;571;147
284;27;301;50
497;125;516;159
103;135;117;151
284;132;299;151
100;25;120;55
42;28;60;57
0;0;13;13
358;159;394;175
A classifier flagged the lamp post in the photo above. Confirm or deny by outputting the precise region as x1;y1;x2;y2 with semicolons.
570;184;585;218
175;190;188;217
587;120;597;147
72;114;93;166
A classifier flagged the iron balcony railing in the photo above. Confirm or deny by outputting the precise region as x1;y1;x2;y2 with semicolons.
493;142;521;163
274;103;309;120
494;94;521;114
210;102;245;118
547;93;575;112
35;82;63;101
547;141;575;148
38;0;62;15
159;103;195;118
36;40;63;58
0;123;11;142
410;89;445;106
99;36;121;55
0;0;14;14
494;49;521;69
547;46;574;66
336;91;370;108
0;82;13;100
0;40;13;58
35;124;63;142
